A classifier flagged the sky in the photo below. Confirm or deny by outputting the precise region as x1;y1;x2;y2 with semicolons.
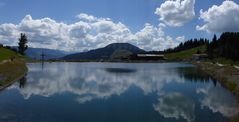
0;0;239;52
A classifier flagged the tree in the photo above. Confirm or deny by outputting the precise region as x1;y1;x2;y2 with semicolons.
208;34;218;58
212;34;217;42
207;32;239;61
18;33;28;55
163;38;208;53
19;75;27;88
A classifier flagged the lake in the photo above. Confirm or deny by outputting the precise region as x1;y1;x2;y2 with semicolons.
0;62;238;122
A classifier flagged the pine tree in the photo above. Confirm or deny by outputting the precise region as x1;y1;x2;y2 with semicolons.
212;34;217;43
18;33;28;55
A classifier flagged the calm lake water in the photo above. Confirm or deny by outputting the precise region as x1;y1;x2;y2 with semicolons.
0;62;238;122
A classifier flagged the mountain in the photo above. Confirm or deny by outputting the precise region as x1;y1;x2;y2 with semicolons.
26;48;71;60
62;43;145;60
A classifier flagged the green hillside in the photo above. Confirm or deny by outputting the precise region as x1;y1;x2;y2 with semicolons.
0;47;17;61
165;45;206;61
0;47;27;89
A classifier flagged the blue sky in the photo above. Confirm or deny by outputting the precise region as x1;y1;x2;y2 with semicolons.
0;0;223;33
0;0;239;51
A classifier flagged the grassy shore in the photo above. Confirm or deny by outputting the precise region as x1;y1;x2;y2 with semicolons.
165;46;239;121
0;58;28;90
196;62;239;96
165;46;239;95
0;47;17;61
193;62;239;122
0;47;28;90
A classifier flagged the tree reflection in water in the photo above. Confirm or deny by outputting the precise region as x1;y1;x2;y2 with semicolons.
176;67;211;83
19;75;27;88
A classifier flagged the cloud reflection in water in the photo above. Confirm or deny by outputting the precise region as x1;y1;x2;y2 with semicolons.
10;62;239;121
153;92;195;122
17;63;184;102
197;85;239;117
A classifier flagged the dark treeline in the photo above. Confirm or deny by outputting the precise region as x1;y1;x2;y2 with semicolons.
207;32;239;61
147;38;209;54
164;38;209;53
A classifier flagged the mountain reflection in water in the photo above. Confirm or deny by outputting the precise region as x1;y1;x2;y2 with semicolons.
104;68;137;73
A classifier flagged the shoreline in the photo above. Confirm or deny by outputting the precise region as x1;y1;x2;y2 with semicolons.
26;59;176;64
0;59;28;91
191;61;239;122
195;62;239;96
0;70;27;91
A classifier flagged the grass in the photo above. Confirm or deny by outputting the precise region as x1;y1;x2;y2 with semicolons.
197;62;238;93
226;80;237;92
165;45;206;61
0;47;17;61
0;58;27;88
211;57;239;66
0;48;27;89
165;45;239;120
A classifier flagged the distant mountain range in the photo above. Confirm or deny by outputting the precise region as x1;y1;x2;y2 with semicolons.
26;48;71;60
62;43;145;60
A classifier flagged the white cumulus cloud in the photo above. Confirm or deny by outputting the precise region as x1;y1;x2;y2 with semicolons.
0;14;183;52
196;0;239;33
155;0;195;27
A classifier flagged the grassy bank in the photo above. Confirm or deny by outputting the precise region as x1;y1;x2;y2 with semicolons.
165;45;239;94
211;57;239;66
165;45;206;61
0;47;17;61
164;45;239;122
196;62;239;95
195;62;239;122
0;48;28;90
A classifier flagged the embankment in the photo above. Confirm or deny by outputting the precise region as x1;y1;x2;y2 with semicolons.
0;58;28;90
196;62;239;96
195;62;239;122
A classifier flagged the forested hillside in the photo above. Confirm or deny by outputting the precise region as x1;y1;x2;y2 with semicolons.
207;32;239;61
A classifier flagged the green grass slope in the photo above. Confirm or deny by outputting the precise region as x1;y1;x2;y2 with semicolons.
0;59;27;87
165;45;206;61
0;47;17;61
0;47;27;89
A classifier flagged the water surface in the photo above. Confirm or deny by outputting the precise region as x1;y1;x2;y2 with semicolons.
0;62;238;122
